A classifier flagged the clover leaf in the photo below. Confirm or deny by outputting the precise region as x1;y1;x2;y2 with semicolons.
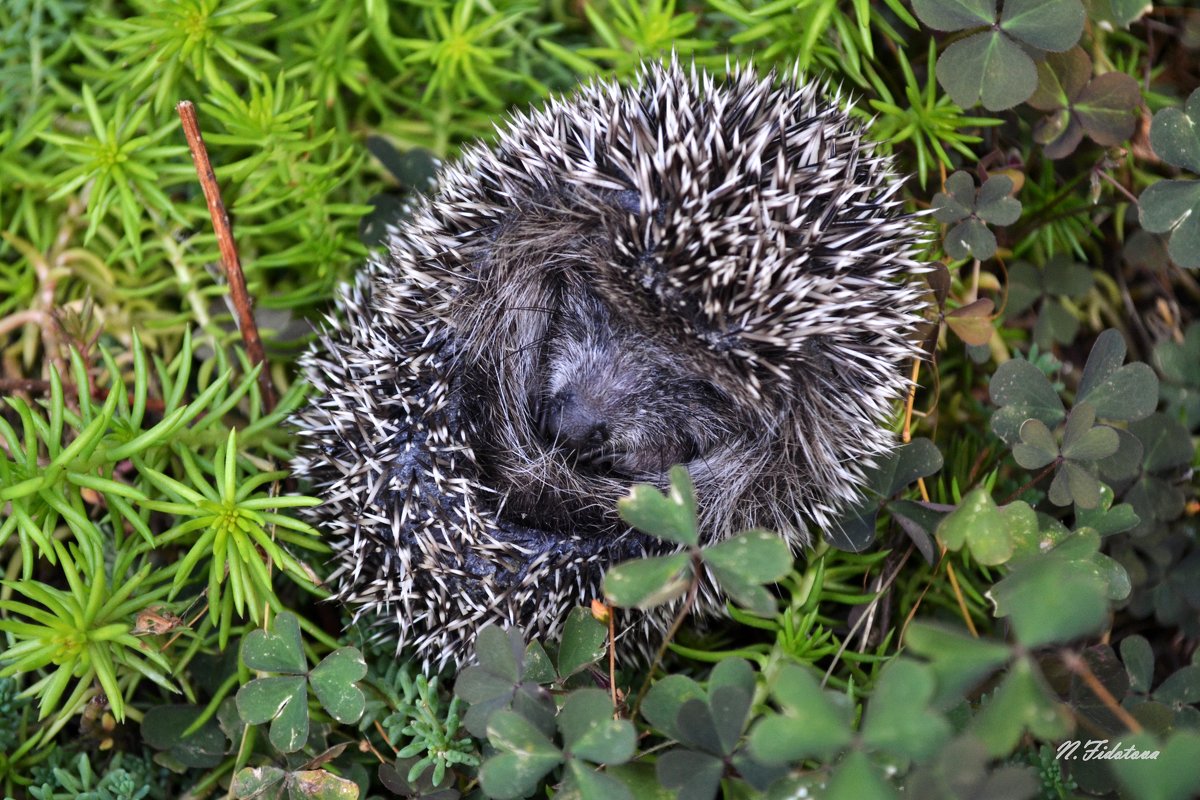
989;358;1065;445
605;466;792;617
748;663;853;764
479;688;636;800
235;613;367;754
1028;47;1141;158
913;0;1086;110
1123;413;1195;535
454;625;556;739
1013;403;1119;508
968;656;1073;756
751;660;950;791
1140;87;1200;268
1006;256;1094;350
936;487;1015;565
644;659;782;800
1154;321;1200;430
832;438;944;558
933;171;1022;260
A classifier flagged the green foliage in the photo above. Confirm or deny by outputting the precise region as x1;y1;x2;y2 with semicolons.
2;0;1198;796
381;670;479;789
1139;87;1200;268
0;539;175;727
1027;47;1141;159
933;170;1023;261
235;612;367;753
1005;255;1095;350
603;467;793;615
913;0;1085;110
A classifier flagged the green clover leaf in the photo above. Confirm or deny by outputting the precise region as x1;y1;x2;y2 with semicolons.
913;0;1085;110
933;171;1022;260
1140;88;1200;268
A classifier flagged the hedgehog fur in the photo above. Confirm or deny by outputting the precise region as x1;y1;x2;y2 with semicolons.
292;59;929;671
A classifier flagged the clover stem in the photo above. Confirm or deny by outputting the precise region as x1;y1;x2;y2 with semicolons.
630;551;703;721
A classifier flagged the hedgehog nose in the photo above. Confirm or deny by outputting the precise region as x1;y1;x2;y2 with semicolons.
543;390;609;453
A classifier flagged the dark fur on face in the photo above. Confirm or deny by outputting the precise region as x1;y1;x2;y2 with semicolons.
453;198;762;540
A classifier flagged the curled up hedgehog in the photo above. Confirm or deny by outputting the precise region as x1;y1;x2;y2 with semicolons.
292;59;929;671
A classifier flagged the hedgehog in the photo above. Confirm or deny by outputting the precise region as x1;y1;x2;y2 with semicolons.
292;58;929;671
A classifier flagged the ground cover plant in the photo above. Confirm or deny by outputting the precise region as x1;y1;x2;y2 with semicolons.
1;0;1199;798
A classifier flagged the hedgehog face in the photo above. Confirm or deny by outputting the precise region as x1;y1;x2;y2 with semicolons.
537;288;735;476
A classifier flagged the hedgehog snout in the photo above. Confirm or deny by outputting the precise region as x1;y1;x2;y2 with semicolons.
539;388;611;455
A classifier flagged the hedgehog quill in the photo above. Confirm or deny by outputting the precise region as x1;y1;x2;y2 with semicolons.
293;60;929;671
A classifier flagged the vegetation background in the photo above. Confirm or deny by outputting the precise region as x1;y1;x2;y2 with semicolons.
0;0;1198;798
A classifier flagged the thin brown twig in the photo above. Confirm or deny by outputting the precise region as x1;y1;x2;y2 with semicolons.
821;545;914;688
1061;650;1143;734
630;553;702;721
176;100;276;413
1004;462;1059;505
1095;168;1140;206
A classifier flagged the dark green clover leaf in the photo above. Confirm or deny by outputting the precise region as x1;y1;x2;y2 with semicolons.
748;663;853;764
936;487;1015;565
1028;47;1140;159
1074;484;1139;537
904;736;1039;799
904;622;1011;709
656;749;725;800
987;530;1110;646
237;675;309;754
608;467;792;615
969;656;1073;756
1140;88;1200;268
308;648;367;724
1076;329;1159;423
141;704;227;768
1111;731;1200;800
1154;321;1200;430
1017;403;1120;509
1005;257;1094;350
641;674;706;743
559;689;636;765
933;171;1022;260
481;689;635;800
990;358;1066;444
455;625;556;739
556;607;608;679
602;552;692;610
832;438;944;557
701;530;792;616
1121;634;1155;694
1086;0;1152;28
913;0;1085;110
826;750;900;800
645;659;781;799
479;710;563;800
860;660;952;762
617;465;698;546
1124;413;1195;535
242;610;307;674
236;613;367;754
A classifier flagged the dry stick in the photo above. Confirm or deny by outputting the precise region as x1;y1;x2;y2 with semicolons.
630;554;702;721
821;544;913;688
176;101;276;413
1062;650;1143;735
